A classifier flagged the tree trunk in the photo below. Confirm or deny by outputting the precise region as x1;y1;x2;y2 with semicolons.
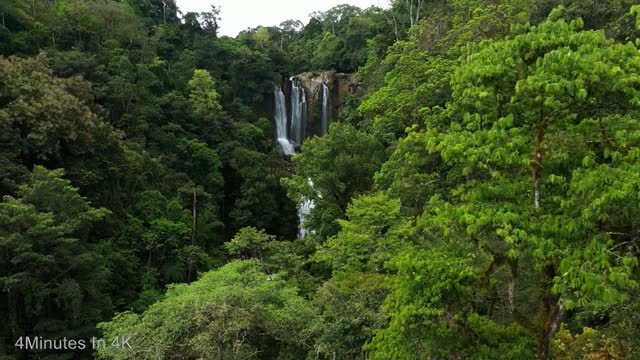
162;1;167;24
187;257;192;283
537;299;565;359
405;0;424;26
191;186;197;244
188;186;197;283
30;0;36;22
392;14;400;40
414;0;423;25
507;259;518;313
385;1;400;41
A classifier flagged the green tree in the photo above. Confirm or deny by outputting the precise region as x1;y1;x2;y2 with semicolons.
187;69;223;140
225;226;274;260
368;248;535;359
97;260;321;360
531;0;640;41
227;147;296;237
314;272;389;360
0;166;111;358
175;138;223;197
374;129;452;216
316;193;411;273
224;227;309;282
312;32;341;70
283;123;386;240
371;16;640;359
0;54;106;164
358;0;530;143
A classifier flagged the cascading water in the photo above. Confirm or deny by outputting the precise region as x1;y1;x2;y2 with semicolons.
297;198;315;239
273;84;295;155
290;78;307;146
321;83;331;135
297;177;320;239
273;77;314;239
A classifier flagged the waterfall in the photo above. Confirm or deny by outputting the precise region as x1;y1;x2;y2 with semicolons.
273;77;314;239
290;78;312;239
290;78;307;146
297;198;315;239
297;178;318;239
273;84;295;155
321;83;331;135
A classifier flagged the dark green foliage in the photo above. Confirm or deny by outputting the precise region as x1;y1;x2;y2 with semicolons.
96;260;320;360
531;0;640;41
0;0;309;357
2;1;640;359
0;167;111;358
314;272;389;360
0;54;106;164
283;123;386;240
362;9;640;360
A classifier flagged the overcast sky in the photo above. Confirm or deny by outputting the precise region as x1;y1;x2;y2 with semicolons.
176;0;385;37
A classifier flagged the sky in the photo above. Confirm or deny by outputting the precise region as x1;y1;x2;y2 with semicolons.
176;0;385;37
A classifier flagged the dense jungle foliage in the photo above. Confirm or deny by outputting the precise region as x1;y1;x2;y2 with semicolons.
1;0;640;359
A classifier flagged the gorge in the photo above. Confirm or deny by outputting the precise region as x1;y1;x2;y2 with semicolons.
273;72;358;238
4;1;639;359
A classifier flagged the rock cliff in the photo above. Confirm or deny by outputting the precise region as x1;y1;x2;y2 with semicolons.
287;71;360;139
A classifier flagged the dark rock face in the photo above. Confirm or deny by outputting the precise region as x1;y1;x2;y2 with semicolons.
272;72;359;148
332;73;361;113
288;71;360;139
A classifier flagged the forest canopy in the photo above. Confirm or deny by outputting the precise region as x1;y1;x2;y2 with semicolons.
1;0;640;359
